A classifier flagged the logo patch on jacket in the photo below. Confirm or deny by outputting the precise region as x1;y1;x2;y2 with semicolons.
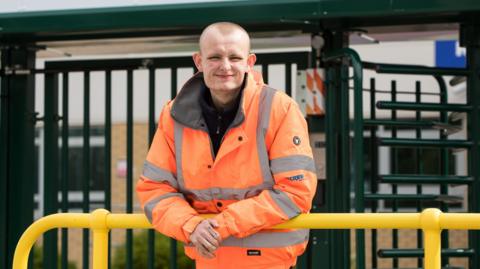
293;136;301;145
288;174;304;181
247;249;261;256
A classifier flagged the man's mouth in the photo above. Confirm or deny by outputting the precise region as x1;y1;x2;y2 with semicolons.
215;74;234;78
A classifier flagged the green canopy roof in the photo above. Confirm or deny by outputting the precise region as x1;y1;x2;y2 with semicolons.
0;0;479;41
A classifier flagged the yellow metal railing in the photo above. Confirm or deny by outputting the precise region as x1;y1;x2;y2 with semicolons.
12;208;480;269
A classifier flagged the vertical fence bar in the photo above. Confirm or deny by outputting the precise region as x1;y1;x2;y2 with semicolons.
325;65;339;269
295;55;312;269
340;63;354;268
352;60;365;269
0;51;9;269
262;64;269;84
171;68;177;100
61;72;69;269
104;70;112;269
285;64;292;97
323;45;358;269
126;70;134;269
4;46;35;269
390;80;399;268
147;68;156;269
437;76;450;266
369;78;378;269
415;81;424;268
465;23;480;269
170;68;178;269
83;71;91;269
43;73;59;269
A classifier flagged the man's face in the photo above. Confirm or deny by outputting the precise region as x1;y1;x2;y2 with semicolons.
193;30;256;94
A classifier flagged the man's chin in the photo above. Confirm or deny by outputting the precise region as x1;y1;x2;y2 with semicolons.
211;84;241;93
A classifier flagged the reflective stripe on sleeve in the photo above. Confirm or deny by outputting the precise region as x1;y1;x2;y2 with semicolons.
187;229;309;248
142;161;178;189
256;86;276;187
270;155;316;174
144;193;185;223
268;189;301;219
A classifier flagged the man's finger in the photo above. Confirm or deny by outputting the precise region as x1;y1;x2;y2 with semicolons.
200;237;218;252
207;224;221;240
205;221;221;241
197;244;215;259
200;229;220;248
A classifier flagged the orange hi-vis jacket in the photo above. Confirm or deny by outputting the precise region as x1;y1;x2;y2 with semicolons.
136;71;317;267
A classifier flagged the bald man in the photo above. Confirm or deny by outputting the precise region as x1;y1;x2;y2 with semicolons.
137;22;317;269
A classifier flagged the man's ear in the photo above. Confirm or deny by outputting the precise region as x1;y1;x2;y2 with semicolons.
192;52;203;72
247;53;257;71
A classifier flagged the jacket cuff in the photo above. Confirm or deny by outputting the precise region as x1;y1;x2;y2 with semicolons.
181;215;204;242
213;214;232;240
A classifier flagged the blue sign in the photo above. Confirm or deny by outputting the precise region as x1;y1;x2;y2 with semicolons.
435;40;466;68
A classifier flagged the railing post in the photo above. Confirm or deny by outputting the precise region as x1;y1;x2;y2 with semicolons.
91;209;110;269
424;230;441;269
421;209;442;269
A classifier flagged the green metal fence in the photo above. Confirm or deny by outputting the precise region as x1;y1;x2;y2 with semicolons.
321;24;480;269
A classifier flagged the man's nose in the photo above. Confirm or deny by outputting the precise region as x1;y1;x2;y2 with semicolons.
219;58;232;71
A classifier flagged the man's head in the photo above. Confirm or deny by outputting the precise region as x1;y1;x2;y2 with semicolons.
193;22;256;107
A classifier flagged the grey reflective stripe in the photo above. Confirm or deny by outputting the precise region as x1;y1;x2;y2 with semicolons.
256;86;276;187
187;229;309;248
144;193;185;223
183;182;271;201
142;161;178;189
174;121;185;191
268;189;301;219
270;155;316;174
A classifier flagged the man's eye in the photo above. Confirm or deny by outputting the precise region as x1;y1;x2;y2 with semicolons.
209;56;220;60
230;57;242;61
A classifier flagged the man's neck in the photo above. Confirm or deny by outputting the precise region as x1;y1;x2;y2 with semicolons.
210;89;241;112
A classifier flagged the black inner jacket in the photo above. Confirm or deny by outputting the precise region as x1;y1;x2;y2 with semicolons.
199;84;243;158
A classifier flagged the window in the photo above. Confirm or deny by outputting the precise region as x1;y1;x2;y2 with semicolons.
34;126;106;216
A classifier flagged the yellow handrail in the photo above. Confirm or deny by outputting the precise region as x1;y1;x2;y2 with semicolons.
12;208;480;269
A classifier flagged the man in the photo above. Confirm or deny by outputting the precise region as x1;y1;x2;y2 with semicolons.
136;22;317;269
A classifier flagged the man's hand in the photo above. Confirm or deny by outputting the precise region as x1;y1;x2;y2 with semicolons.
189;219;221;259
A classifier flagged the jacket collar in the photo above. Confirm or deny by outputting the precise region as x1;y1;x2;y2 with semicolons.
170;71;262;129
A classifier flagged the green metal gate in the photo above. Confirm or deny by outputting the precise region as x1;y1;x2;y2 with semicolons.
321;24;480;269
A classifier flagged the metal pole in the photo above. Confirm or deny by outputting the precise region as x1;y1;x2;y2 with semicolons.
170;68;178;269
104;71;112;269
43;72;59;269
126;70;134;269
148;68;156;269
415;81;424;268
91;210;109;269
61;72;70;269
391;80;399;268
285;64;292;97
369;77;378;269
424;230;441;269
0;48;10;269
3;45;36;269
82;71;91;269
463;22;480;269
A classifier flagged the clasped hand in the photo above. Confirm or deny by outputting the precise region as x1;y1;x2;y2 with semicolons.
189;219;221;259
